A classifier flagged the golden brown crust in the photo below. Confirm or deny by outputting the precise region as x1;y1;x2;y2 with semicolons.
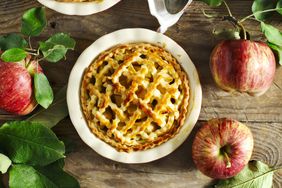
80;43;189;152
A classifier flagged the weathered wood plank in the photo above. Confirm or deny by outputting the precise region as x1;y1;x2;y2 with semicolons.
52;119;282;188
0;0;282;187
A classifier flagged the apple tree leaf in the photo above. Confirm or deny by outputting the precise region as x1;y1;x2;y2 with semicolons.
0;48;27;62
215;161;274;188
9;164;57;188
261;22;282;46
21;7;47;36
277;0;282;14
199;0;223;7
0;33;28;51
44;33;76;49
268;42;282;65
0;121;65;166
0;153;11;174
39;43;67;63
34;73;54;109
252;0;277;21
9;162;80;188
36;160;80;188
39;33;76;63
27;86;68;129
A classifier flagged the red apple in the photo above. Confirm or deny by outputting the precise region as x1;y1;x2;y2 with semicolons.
0;55;43;115
210;40;276;96
192;118;254;179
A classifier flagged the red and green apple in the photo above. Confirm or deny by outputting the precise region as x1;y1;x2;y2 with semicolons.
192;118;254;179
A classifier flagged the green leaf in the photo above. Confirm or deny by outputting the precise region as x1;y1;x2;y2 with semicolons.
200;0;223;7
277;0;282;14
21;7;47;36
0;48;27;62
27;86;68;129
60;137;77;154
9;164;57;188
215;161;274;188
261;22;282;46
36;160;80;188
268;42;282;65
34;73;54;109
252;0;277;21
0;153;11;174
0;121;65;166
9;162;80;188
39;43;67;63
39;33;76;63
44;33;76;49
0;33;28;51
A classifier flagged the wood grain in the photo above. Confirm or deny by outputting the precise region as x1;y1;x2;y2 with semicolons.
0;0;282;187
53;119;282;188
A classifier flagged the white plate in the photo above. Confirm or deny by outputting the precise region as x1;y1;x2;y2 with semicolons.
37;0;121;15
67;28;202;163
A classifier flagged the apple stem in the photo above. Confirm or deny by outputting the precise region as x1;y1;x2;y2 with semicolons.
274;165;282;171
222;16;247;40
238;22;247;40
223;151;232;168
239;8;282;23
221;1;247;40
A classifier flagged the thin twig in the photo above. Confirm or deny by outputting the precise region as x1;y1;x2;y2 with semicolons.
223;0;233;17
239;8;282;23
201;9;218;18
28;52;39;56
25;48;37;52
28;36;32;49
37;56;45;62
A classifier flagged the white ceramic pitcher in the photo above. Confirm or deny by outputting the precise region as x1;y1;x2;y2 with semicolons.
148;0;193;33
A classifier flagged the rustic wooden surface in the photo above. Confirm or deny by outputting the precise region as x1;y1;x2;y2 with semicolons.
0;0;282;187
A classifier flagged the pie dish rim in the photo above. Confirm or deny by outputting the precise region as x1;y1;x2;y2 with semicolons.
67;28;202;163
37;0;121;15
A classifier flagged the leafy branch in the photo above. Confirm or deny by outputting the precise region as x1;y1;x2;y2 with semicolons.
0;8;77;186
200;0;282;65
0;7;76;110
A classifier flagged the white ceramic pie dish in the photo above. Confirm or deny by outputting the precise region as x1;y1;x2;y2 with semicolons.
67;28;202;163
37;0;121;15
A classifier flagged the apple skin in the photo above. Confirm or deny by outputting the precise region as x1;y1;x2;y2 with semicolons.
0;55;43;115
210;40;276;96
192;118;254;179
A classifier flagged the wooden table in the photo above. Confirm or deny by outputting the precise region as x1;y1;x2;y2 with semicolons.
1;0;282;187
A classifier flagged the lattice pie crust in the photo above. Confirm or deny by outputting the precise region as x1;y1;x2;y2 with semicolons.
80;43;189;152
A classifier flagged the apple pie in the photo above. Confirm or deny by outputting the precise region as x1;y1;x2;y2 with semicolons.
80;43;189;152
